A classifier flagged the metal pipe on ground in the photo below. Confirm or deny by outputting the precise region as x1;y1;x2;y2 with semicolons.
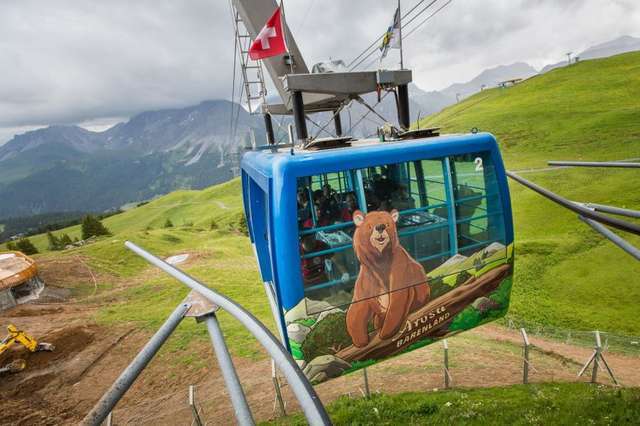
548;161;640;168
506;171;640;236
578;216;640;261
81;302;191;426
124;241;331;426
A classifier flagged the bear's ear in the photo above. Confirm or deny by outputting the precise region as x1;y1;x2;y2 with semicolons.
391;209;399;223
353;210;365;227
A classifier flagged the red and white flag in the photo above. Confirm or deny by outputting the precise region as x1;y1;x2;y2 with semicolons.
248;6;287;60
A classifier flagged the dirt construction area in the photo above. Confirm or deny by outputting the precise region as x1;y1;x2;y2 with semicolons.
1;259;639;425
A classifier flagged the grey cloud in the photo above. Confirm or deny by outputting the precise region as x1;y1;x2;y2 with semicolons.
0;0;639;140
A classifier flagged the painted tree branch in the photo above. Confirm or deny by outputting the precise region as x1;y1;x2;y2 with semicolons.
336;264;512;362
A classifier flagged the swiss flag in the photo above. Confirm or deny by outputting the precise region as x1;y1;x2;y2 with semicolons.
248;7;287;60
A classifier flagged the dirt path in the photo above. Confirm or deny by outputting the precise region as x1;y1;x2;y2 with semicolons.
2;304;638;425
1;257;638;424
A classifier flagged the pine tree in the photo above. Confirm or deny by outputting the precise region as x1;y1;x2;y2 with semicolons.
81;215;111;240
60;234;73;247
47;231;62;250
16;238;38;255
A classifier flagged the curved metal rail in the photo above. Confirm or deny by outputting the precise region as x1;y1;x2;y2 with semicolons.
82;241;331;426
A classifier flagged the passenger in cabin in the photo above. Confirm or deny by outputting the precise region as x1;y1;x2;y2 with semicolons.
300;235;331;286
339;192;358;222
297;189;310;226
374;172;396;202
392;185;415;211
322;184;341;221
378;199;393;212
303;204;331;229
300;235;350;289
364;188;380;211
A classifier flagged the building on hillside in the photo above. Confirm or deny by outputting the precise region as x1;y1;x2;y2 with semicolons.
0;251;45;311
498;78;523;88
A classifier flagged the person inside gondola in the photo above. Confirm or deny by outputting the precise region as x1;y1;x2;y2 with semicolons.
300;235;350;291
302;203;331;229
297;189;310;226
392;185;415;211
339;192;358;222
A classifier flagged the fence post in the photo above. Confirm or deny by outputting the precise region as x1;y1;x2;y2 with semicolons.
591;330;601;383
443;339;450;389
520;328;530;385
189;385;204;426
362;367;371;398
272;359;287;416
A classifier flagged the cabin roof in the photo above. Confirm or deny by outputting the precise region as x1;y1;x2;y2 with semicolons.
241;132;499;186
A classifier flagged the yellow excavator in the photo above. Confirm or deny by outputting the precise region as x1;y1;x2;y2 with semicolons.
0;324;54;374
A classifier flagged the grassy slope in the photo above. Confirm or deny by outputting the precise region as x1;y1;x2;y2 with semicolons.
420;52;640;169
419;52;640;335
267;383;640;425
2;53;639;359
1;54;639;423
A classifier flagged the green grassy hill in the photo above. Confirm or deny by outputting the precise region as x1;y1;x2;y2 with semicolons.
2;53;640;424
420;51;640;335
3;52;640;346
267;383;640;425
420;51;640;169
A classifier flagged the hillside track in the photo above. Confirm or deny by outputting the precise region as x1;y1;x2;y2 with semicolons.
1;297;638;424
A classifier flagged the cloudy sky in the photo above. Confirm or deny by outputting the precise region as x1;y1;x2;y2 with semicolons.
1;0;639;144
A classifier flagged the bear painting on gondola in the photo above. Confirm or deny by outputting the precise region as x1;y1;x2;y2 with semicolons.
346;209;431;347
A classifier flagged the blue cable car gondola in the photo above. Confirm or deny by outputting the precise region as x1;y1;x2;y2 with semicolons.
241;132;514;383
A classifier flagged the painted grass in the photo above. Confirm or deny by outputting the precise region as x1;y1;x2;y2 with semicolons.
265;383;640;425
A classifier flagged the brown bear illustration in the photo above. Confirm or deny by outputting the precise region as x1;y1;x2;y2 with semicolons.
346;209;430;347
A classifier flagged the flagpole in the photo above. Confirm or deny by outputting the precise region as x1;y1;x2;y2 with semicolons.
280;0;294;74
398;0;404;69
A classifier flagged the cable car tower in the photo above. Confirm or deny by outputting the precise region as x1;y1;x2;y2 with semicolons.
234;0;514;389
230;0;414;146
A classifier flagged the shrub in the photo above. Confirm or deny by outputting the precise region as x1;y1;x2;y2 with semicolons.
235;213;248;236
81;215;111;240
47;231;62;250
209;219;218;230
59;234;73;247
5;241;17;251
16;238;38;255
164;218;174;228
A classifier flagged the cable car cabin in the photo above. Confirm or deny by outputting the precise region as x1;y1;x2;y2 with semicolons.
241;132;514;384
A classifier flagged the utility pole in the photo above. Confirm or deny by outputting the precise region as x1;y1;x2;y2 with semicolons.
566;52;573;65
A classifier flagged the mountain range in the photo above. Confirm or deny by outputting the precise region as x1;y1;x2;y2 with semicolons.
1;34;638;220
0;101;263;218
540;35;640;73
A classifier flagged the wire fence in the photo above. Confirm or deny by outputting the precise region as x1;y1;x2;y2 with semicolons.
504;316;640;356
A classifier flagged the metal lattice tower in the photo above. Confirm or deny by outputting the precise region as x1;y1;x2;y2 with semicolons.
232;7;268;114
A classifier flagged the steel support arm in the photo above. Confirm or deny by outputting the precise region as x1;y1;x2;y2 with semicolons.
123;241;331;426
